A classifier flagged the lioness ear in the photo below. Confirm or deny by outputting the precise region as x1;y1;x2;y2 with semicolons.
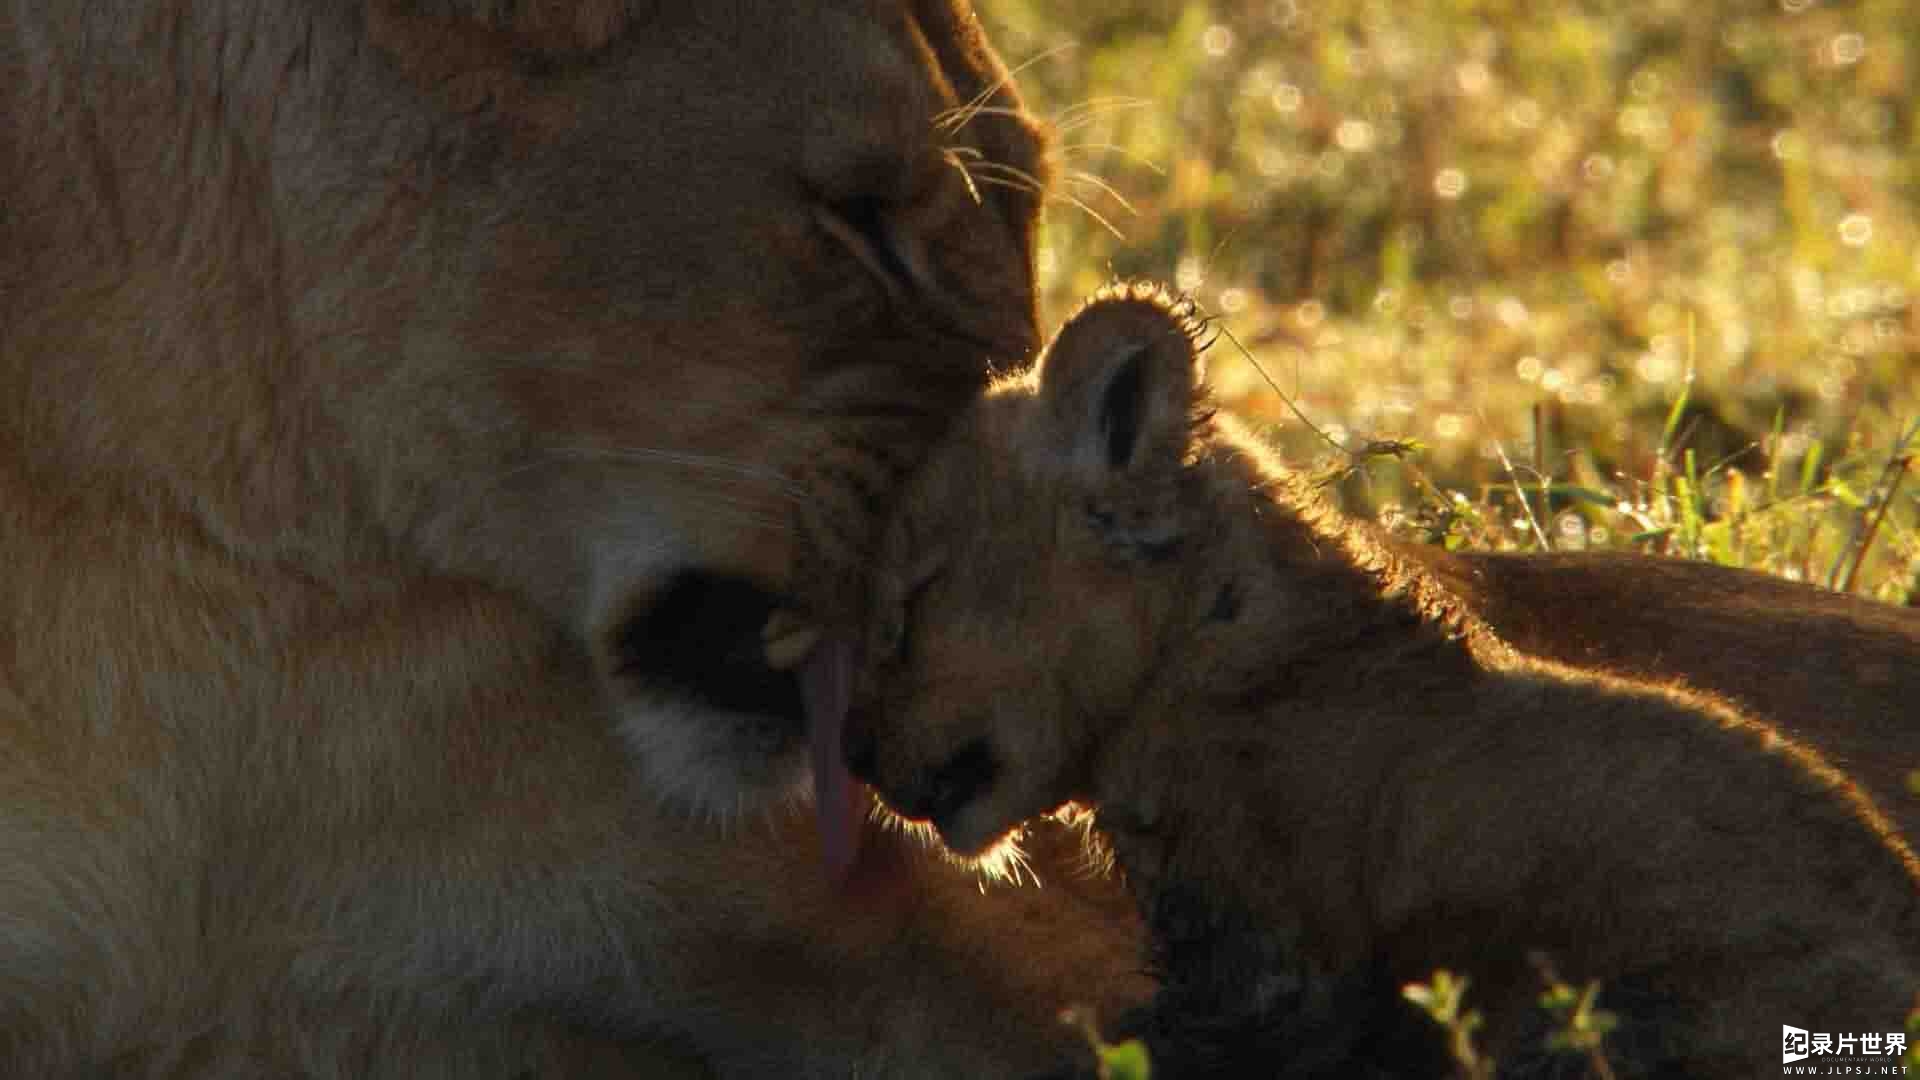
1036;293;1205;483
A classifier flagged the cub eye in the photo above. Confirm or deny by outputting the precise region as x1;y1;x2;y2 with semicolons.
816;196;924;302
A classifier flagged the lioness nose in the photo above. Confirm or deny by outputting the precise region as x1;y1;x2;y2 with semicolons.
904;737;998;826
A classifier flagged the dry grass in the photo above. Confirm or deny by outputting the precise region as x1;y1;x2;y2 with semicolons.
981;0;1919;604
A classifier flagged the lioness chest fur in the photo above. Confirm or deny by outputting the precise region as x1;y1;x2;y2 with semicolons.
850;286;1920;1076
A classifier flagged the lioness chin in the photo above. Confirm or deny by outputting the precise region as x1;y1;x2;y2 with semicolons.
850;286;1920;1076
0;2;1151;1075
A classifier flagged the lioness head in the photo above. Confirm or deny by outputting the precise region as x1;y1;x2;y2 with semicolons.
3;2;1046;821
847;285;1263;855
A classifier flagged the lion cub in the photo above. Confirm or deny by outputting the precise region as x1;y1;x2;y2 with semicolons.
847;286;1920;1075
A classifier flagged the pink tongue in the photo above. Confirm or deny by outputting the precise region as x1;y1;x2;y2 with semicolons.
801;634;862;886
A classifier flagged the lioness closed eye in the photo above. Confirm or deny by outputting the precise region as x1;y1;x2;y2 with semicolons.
849;285;1920;1076
0;2;1154;1075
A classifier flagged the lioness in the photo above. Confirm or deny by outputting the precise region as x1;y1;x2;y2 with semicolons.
0;2;1151;1075
849;287;1920;1075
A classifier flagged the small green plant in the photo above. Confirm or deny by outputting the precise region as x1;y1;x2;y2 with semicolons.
1532;952;1620;1080
1404;969;1494;1080
1407;958;1627;1079
1062;1007;1152;1080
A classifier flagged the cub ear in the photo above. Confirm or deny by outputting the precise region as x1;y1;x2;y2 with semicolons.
1031;291;1208;561
1035;292;1205;481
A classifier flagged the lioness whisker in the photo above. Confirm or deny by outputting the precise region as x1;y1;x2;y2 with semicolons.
507;447;804;496
681;493;787;515
676;506;791;534
545;446;792;482
1061;169;1135;214
963;160;1047;195
951;160;1122;237
940;147;983;204
1050;95;1151;122
965;175;1034;198
937;105;1030;128
934;41;1074;134
1044;189;1124;239
1052;141;1167;176
1049;97;1153;136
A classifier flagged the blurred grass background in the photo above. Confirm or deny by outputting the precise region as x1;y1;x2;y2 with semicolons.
976;0;1920;604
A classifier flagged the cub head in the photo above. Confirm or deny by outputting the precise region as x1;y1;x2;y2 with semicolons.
3;2;1048;821
847;285;1243;855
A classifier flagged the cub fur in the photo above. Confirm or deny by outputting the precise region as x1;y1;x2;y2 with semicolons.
850;286;1920;1075
0;2;1152;1075
1421;547;1920;840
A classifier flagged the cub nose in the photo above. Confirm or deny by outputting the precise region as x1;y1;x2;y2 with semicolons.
899;736;999;826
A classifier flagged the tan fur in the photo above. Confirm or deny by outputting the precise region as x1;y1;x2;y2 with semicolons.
0;2;1153;1075
1412;546;1920;841
852;286;1920;1074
